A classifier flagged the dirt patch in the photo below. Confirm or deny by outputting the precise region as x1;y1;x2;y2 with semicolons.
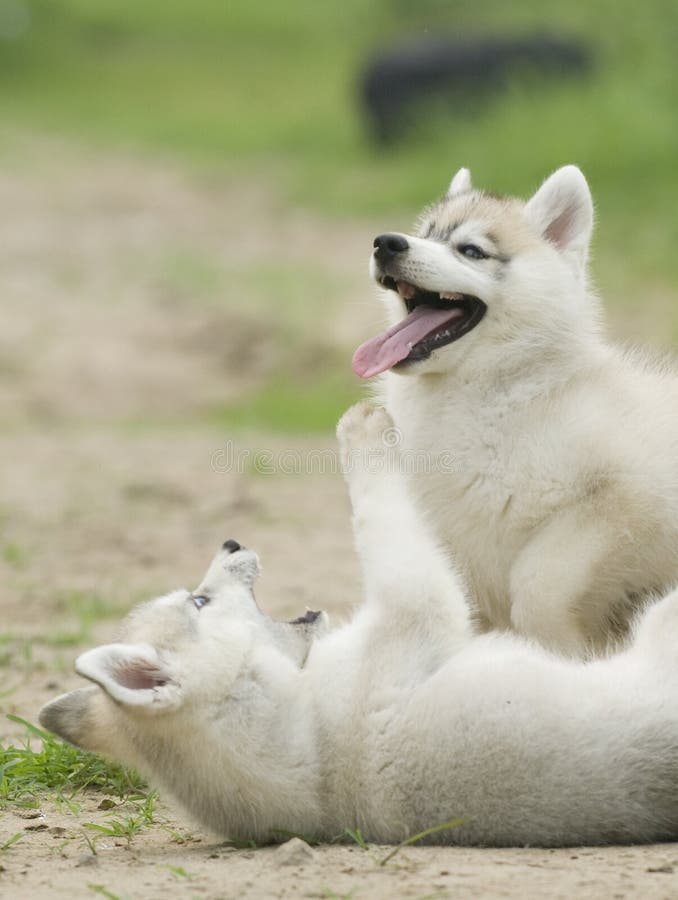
5;809;678;900
1;135;678;899
0;134;377;426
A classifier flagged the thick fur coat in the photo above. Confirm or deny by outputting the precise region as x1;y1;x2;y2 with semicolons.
354;167;678;656
40;404;678;847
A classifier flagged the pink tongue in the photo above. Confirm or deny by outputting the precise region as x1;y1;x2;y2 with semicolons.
352;305;464;378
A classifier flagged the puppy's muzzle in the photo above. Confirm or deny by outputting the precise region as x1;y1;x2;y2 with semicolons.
373;233;409;265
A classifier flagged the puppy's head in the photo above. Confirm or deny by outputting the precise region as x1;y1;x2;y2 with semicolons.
39;541;328;759
353;165;595;380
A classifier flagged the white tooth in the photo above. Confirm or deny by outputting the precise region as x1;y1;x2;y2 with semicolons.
440;292;463;301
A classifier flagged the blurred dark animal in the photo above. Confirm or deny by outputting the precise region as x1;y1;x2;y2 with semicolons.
360;33;591;144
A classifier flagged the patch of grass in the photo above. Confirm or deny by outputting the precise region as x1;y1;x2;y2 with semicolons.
84;791;159;843
236;264;348;337
42;631;89;649
378;817;467;866
209;374;361;435
2;542;28;570
222;837;259;850
87;885;126;900
155;248;224;301
0;832;24;851
159;823;196;844
0;715;146;810
43;591;128;647
62;591;126;625
162;864;194;880
341;827;369;850
0;635;25;670
0;639;39;695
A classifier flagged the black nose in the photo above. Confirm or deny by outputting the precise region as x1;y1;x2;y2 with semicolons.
222;539;241;553
373;233;409;261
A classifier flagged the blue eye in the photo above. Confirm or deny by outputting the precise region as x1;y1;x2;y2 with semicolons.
192;594;210;610
458;244;488;260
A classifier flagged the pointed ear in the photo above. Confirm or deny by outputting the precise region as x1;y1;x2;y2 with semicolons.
524;166;593;268
39;684;143;764
39;686;100;749
75;643;181;712
447;167;472;197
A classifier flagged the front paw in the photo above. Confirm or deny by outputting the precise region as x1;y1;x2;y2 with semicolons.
336;402;400;474
337;401;398;455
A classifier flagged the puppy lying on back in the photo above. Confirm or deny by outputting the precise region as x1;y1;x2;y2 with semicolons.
41;404;678;846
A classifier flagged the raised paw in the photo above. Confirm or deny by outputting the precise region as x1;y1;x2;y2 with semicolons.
337;401;399;461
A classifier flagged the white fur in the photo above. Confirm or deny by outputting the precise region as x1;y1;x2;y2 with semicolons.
40;404;678;846
524;165;593;270
447;166;472;197
369;166;678;656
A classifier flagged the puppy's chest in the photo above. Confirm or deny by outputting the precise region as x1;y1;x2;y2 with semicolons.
399;407;570;550
402;417;529;514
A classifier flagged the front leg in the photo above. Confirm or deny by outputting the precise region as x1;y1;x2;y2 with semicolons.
509;507;639;657
337;402;471;642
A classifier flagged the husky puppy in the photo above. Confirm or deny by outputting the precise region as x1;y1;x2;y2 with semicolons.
40;404;678;847
353;166;678;656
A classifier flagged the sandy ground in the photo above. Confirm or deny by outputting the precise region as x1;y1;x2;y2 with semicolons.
2;135;678;899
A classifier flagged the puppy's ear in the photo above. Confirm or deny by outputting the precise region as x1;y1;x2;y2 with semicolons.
39;686;100;750
447;167;472;197
525;166;593;269
75;643;181;712
39;683;144;765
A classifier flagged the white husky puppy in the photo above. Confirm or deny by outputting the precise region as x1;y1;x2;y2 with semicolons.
40;404;678;847
353;166;678;656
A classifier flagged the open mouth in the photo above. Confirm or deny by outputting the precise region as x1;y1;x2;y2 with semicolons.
352;278;486;378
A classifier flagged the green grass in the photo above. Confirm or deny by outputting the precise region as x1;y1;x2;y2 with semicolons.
54;591;127;643
342;827;369;851
1;832;24;850
162;865;194;881
2;542;28;570
83;791;159;842
113;371;361;436
378;817;467;865
87;885;126;900
321;889;357;900
0;715;145;809
209;373;361;435
0;590;130;676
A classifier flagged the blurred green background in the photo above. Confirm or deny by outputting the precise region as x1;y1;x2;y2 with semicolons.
1;0;677;430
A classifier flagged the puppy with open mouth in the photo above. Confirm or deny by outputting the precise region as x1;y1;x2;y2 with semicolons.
354;230;487;377
353;166;678;658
